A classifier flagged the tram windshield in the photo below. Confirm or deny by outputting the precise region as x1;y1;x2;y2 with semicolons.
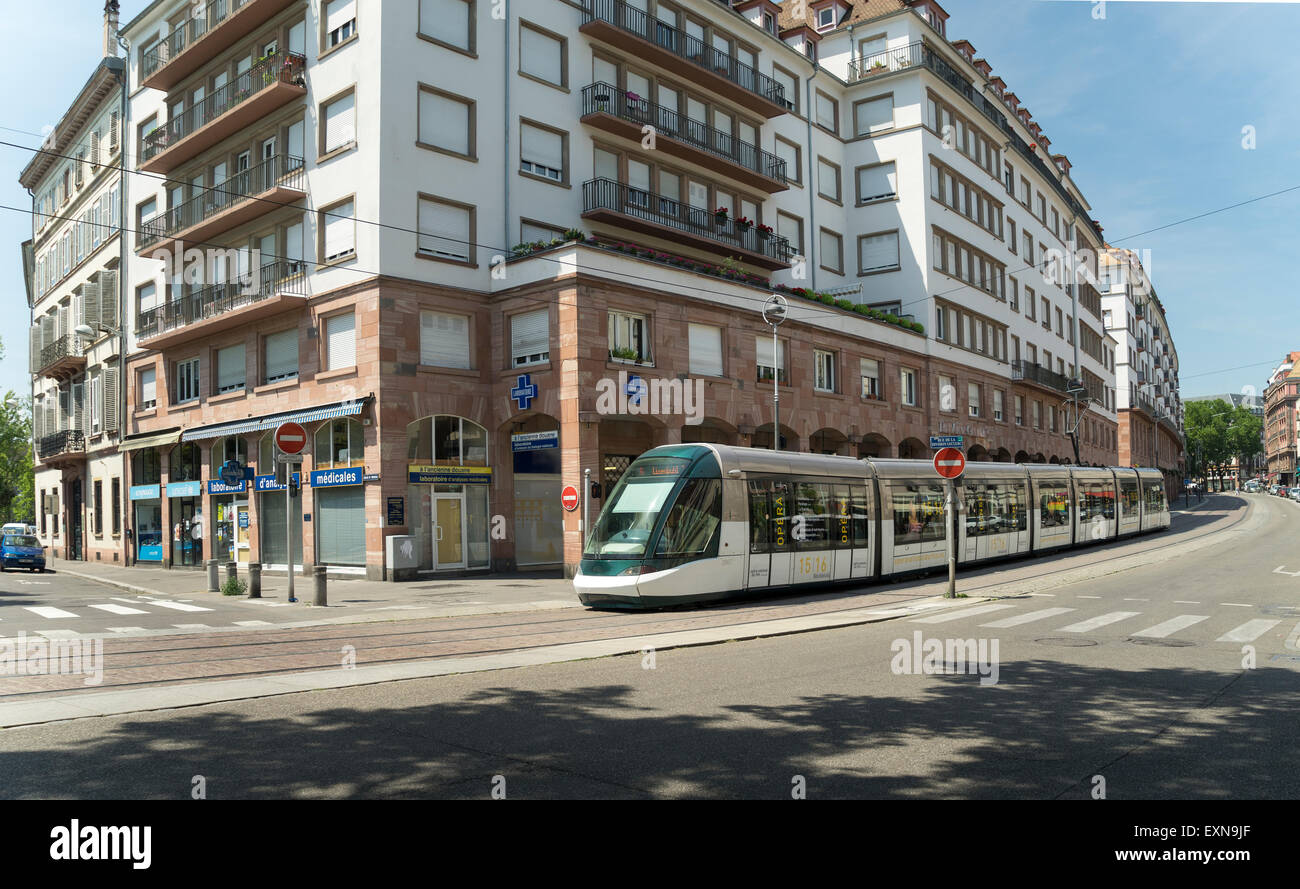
585;457;692;558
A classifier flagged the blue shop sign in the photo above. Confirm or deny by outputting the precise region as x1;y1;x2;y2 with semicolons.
254;473;301;492
511;431;559;452
129;484;161;501
208;479;247;494
167;481;202;498
310;466;365;488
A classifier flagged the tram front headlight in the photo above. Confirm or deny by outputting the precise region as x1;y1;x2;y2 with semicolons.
619;564;653;576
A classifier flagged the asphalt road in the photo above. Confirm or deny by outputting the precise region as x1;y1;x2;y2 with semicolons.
0;492;1294;799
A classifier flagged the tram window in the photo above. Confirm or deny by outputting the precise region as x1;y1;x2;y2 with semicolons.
850;486;870;547
771;480;791;551
965;483;989;537
1100;483;1115;519
795;482;832;551
1040;485;1070;527
1146;481;1166;512
1010;485;1027;531
833;485;852;550
1120;480;1139;516
894;485;945;546
748;481;771;554
653;478;722;558
585;478;677;557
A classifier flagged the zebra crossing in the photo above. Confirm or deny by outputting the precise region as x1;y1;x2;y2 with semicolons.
911;602;1286;644
0;594;299;638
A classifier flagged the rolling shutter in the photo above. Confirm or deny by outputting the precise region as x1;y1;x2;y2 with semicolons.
326;0;356;34
520;26;562;84
856;96;893;135
510;309;548;365
520;123;563;173
324;93;355;153
858;163;896;201
755;335;783;369
419;90;469;155
417;199;469;261
265;329;298;381
688;324;722;376
140;368;157;406
325;312;355;370
323;201;354;260
217;344;245;392
421;311;470;368
860;232;899;272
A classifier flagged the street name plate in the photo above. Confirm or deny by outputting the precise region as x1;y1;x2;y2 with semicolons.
276;453;305;464
930;435;963;449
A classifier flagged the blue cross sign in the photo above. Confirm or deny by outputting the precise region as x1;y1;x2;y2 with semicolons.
511;374;538;411
626;374;646;406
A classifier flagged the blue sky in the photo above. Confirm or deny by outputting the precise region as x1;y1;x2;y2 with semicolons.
2;1;1297;403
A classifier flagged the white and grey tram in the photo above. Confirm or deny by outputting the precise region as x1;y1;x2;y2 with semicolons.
575;444;1170;608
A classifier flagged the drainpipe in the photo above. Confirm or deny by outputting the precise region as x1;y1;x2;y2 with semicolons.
116;30;131;564
803;63;819;292
503;0;511;254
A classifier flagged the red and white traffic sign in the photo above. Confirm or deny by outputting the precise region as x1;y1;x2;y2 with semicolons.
561;485;580;511
274;421;308;455
933;447;966;479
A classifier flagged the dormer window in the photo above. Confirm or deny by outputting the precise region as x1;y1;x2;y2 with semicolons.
805;39;817;61
816;6;836;30
763;12;776;34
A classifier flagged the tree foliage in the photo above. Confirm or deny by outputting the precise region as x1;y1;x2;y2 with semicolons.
1184;399;1263;479
0;391;32;523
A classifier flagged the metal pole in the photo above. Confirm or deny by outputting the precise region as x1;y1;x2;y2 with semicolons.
945;479;957;598
286;471;296;603
583;467;591;549
772;327;780;452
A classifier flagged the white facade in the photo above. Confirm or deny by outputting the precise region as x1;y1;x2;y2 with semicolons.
1100;247;1182;433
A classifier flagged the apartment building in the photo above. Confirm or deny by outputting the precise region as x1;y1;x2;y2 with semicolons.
1100;246;1185;490
21;20;127;565
108;0;1122;580
1263;353;1300;486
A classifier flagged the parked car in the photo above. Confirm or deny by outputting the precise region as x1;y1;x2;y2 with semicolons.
1290;488;1300;503
0;533;45;572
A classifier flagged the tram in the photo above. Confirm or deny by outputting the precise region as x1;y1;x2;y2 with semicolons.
574;444;1170;608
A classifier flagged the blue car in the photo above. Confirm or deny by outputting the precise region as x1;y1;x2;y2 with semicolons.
1;534;46;572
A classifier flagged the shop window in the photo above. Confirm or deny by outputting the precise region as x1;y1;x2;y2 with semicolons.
314;418;365;468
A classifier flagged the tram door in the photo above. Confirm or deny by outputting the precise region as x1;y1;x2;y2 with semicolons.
746;478;794;589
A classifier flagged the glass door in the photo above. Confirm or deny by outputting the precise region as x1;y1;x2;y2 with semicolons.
433;494;466;570
235;502;251;564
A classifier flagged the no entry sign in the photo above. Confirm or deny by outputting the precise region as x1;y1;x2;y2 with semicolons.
561;485;580;511
933;447;966;479
274;421;308;455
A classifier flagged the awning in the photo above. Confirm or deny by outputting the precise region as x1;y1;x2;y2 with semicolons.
118;429;183;452
181;398;369;442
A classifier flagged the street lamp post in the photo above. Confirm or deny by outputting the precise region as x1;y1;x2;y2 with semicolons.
761;294;788;452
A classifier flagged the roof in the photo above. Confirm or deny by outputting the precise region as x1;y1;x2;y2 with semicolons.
18;56;124;189
777;0;908;32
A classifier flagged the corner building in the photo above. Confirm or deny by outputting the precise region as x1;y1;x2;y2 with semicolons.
116;0;1124;579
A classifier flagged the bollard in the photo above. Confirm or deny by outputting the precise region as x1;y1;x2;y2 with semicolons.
226;561;237;585
206;559;219;592
313;564;328;606
247;562;262;598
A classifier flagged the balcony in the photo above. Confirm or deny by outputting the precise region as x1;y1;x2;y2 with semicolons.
1011;360;1070;394
580;83;787;192
581;178;793;270
580;0;788;118
36;334;87;381
37;430;85;467
138;154;306;255
140;52;306;174
140;0;301;91
1136;334;1147;352
847;40;924;83
1134;393;1157;418
135;259;309;349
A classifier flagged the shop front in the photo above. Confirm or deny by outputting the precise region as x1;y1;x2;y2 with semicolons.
209;479;250;566
129;483;163;563
407;415;492;572
254;470;302;568
167;480;204;567
312;466;366;567
510;420;562;568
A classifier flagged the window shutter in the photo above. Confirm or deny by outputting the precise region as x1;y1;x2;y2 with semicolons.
80;280;101;335
520;124;563;171
98;270;118;331
860;232;899;272
417;198;469;260
104;362;119;433
74;383;87;434
858;163;896;200
510;309;548;365
41;314;55;353
326;0;356;33
857;96;893;134
688;324;722;376
141;368;157;406
419;91;469;155
265;329;298;381
217;344;245;391
324;93;356;153
33;399;43;441
323;201;354;260
755;336;783;368
325;312;356;370
30;325;40;374
521;27;562;84
421;311;471;368
420;0;469;49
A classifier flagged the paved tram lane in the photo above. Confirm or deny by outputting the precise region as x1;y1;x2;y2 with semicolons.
0;494;1295;799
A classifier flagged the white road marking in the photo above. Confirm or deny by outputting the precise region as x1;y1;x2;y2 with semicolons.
35;630;81;639
1174;601;1200;605
1058;611;1141;633
110;597;141;603
173;623;210;630
233;620;273;627
1123;598;1149;602
89;603;148;615
106;627;146;633
142;600;212;612
246;601;293;607
1219;603;1252;608
1027;592;1056;597
911;604;1017;624
981;607;1076;628
23;606;78;619
1132;615;1209;638
1077;595;1103;599
1217;619;1281;643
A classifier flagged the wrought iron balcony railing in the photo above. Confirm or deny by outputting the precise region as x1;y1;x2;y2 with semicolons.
135;259;309;340
141;0;260;81
141;52;306;164
581;177;794;265
847;41;924;82
581;0;786;110
37;334;86;373
1011;359;1070;394
139;153;305;250
581;83;786;183
38;429;86;461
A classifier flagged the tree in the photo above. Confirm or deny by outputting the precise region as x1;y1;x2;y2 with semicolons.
1227;404;1264;482
0;392;33;524
1184;399;1232;480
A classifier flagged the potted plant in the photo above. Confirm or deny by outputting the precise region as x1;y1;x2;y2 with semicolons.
713;206;729;226
610;346;639;361
735;215;753;233
593;91;611;108
870;59;887;72
755;222;773;240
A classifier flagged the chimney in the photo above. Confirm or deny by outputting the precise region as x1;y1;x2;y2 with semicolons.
103;0;120;58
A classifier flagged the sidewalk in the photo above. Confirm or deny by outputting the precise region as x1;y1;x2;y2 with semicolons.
44;556;582;615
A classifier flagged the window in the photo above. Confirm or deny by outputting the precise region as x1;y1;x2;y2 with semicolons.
816;6;835;29
1022;231;1033;263
216;344;245;394
756;335;785;384
421;311;472;369
111;478;121;536
174;358;199;404
140;367;157;410
321;199;355;262
968;382;980;417
994;389;1004;422
1042;297;1051;330
609;310;649;363
520;22;566;87
1032;400;1041;429
93;480;103;537
419;0;473;52
858;161;896;203
816;157;841;202
859;231;900;274
861;358;880;399
520;121;566;183
511;309;549;367
1015;395;1024;425
854;96;894;135
773;136;800;185
322;90;357;155
771;64;798;113
688;323;723;377
324;0;356;48
900;368;917;406
814;91;837;133
417;86;473;158
325;311;356;371
777;212;804;256
814;350;836;393
314;418;365;468
819;229;843;273
521;220;565;243
1026;286;1036;321
417;195;473;264
264;328;299;383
